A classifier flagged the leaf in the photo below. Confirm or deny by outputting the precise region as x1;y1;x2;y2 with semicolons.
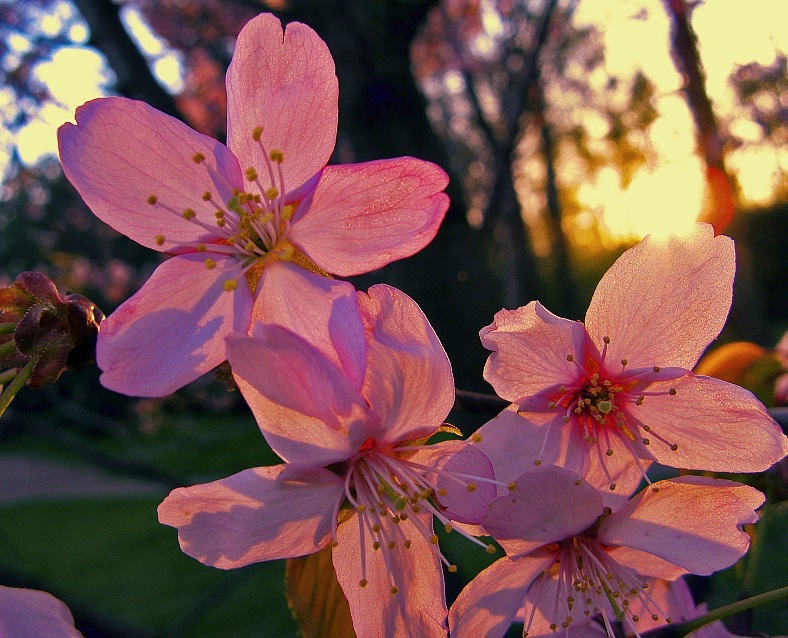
285;547;356;638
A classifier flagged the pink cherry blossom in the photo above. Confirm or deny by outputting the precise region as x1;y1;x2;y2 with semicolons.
449;465;764;638
158;285;497;638
57;13;449;397
0;586;83;638
478;224;788;492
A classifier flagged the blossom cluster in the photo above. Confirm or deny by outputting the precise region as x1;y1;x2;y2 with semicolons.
18;11;785;638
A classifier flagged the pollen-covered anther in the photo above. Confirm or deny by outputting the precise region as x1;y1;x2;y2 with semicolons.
201;191;212;201
566;354;574;362
390;586;399;595
670;443;679;451
269;149;284;163
252;126;263;141
154;235;165;246
197;244;206;252
669;388;677;396
404;540;412;549
266;187;279;200
486;544;496;554
430;534;439;545
182;208;196;220
372;541;381;551
466;483;477;493
444;523;453;533
192;152;205;164
471;433;483;443
147;195;157;205
359;579;368;588
204;259;216;270
448;565;458;573
223;279;238;292
508;481;517;491
653;366;661;373
245;167;258;181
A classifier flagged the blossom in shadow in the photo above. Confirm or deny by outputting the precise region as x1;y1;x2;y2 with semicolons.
159;284;497;638
449;465;764;638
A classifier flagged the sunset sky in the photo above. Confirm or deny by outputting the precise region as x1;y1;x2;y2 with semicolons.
2;0;786;244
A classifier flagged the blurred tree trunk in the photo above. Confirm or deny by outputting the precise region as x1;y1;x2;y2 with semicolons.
664;0;737;233
70;0;183;120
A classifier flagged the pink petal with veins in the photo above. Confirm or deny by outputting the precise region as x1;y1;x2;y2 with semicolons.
158;464;343;568
290;159;449;276
598;476;764;575
333;514;447;638
226;14;338;191
585;224;735;371
481;302;587;403
97;253;251;397
58;97;241;251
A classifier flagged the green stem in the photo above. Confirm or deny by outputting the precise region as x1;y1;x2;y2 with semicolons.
0;357;35;419
0;340;18;357
0;322;16;335
0;369;17;386
644;585;788;637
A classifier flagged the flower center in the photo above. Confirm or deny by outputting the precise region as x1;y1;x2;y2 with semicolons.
524;520;672;638
537;336;680;490
145;127;327;294
331;438;501;595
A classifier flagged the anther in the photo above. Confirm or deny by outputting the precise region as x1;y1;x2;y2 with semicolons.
471;433;483;443
359;579;368;588
391;586;399;595
534;460;542;466
508;482;517;491
372;541;381;551
388;541;396;549
609;483;617;491
651;486;660;493
653;366;661;373
266;187;279;200
154;235;165;246
563;416;571;423
430;535;439;545
636;396;645;406
603;336;611;344
192;152;205;164
404;540;412;549
202;191;212;201
204;259;216;270
605;449;613;457
669;388;677;396
548;401;557;409
444;523;453;533
598;400;613;414
566;354;574;362
252;126;263;141
438;488;447;497
245;167;258;181
466;483;477;493
197;244;206;252
621;358;628;366
670;443;679;451
448;565;458;573
270;149;284;163
486;545;496;554
183;208;196;220
223;280;238;292
642;438;650;445
372;524;381;533
147;195;157;205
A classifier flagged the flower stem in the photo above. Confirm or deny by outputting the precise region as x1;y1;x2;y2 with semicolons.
0;357;35;419
0;340;18;357
0;368;17;386
0;322;16;335
642;585;788;637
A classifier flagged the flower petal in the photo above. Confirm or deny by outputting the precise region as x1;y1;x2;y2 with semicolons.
226;14;337;191
157;464;343;569
289;159;449;276
604;546;688;580
0;587;83;638
630;374;788;472
483;466;603;559
227;325;368;466
449;553;554;638
585;223;735;371
251;262;366;389
432;441;496;525
356;285;454;445
58;97;242;251
333;513;447;638
598;476;764;575
472;407;644;507
480;302;587;404
97;254;252;397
